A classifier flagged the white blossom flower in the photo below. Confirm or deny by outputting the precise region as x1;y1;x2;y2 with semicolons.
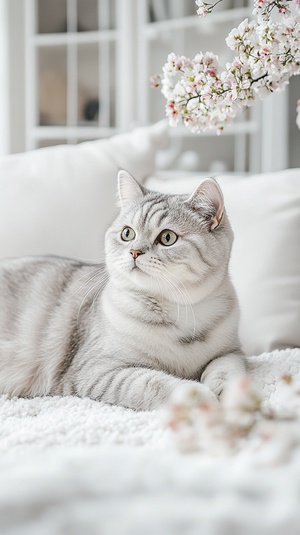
196;2;209;17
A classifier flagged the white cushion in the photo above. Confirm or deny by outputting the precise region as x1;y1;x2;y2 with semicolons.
145;170;300;356
0;121;168;260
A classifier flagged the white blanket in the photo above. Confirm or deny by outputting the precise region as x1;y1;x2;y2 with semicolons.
1;348;300;535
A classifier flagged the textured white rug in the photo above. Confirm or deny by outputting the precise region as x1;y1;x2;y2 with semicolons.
1;348;300;535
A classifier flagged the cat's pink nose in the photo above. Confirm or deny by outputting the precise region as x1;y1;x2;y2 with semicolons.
130;250;144;260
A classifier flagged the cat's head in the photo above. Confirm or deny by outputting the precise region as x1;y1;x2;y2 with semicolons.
105;170;233;303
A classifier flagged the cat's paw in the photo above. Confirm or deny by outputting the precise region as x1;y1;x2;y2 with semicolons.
202;372;226;398
201;354;246;399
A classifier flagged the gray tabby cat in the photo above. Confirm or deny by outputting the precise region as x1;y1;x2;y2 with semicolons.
0;170;245;410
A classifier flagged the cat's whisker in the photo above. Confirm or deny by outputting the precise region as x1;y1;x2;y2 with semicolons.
76;273;110;323
164;279;195;334
163;280;181;324
91;272;113;311
76;264;124;317
156;274;166;305
160;266;196;336
75;249;106;265
141;263;182;323
151;271;169;313
157;267;188;307
68;266;104;300
154;270;181;324
91;264;128;305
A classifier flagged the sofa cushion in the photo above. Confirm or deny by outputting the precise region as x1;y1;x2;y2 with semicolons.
0;121;167;260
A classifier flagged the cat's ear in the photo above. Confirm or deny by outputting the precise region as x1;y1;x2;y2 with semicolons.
185;178;224;230
117;170;144;208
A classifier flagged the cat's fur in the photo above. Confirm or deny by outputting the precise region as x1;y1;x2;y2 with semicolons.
0;171;245;410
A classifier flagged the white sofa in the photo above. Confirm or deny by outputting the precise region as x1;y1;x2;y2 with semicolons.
0;124;300;534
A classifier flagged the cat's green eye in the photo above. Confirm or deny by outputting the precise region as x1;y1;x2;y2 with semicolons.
158;230;178;246
121;227;135;241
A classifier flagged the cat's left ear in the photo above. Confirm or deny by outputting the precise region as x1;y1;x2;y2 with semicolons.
117;170;144;208
185;178;224;230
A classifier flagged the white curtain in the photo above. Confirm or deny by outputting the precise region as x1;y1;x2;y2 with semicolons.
0;0;9;155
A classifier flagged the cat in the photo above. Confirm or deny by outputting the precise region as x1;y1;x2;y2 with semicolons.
0;170;246;410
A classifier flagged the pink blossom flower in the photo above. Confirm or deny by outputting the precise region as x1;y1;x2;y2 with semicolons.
206;67;218;76
259;46;271;57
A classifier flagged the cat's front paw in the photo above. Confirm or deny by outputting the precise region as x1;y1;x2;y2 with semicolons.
201;354;247;399
201;371;225;398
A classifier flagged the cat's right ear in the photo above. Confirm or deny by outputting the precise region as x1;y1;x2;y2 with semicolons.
117;170;144;209
185;178;224;231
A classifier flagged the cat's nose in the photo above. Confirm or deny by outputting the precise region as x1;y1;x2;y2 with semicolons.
130;250;144;260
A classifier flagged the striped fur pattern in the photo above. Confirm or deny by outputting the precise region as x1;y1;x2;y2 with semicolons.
0;171;245;410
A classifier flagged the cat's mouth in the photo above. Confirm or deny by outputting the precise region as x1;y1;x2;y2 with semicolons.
131;261;145;274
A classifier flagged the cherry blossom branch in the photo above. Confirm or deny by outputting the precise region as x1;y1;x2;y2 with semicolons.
151;0;300;134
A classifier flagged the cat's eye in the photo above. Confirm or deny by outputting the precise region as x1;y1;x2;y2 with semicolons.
157;230;178;246
121;227;135;241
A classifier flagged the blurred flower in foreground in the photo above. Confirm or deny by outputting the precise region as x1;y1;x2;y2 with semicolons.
164;375;300;464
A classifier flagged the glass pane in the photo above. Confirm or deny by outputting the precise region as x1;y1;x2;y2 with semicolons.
37;0;67;34
108;41;116;127
148;0;169;23
38;46;67;126
77;0;98;31
149;36;173;123
98;41;116;127
147;0;196;23
77;44;99;125
108;0;117;30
